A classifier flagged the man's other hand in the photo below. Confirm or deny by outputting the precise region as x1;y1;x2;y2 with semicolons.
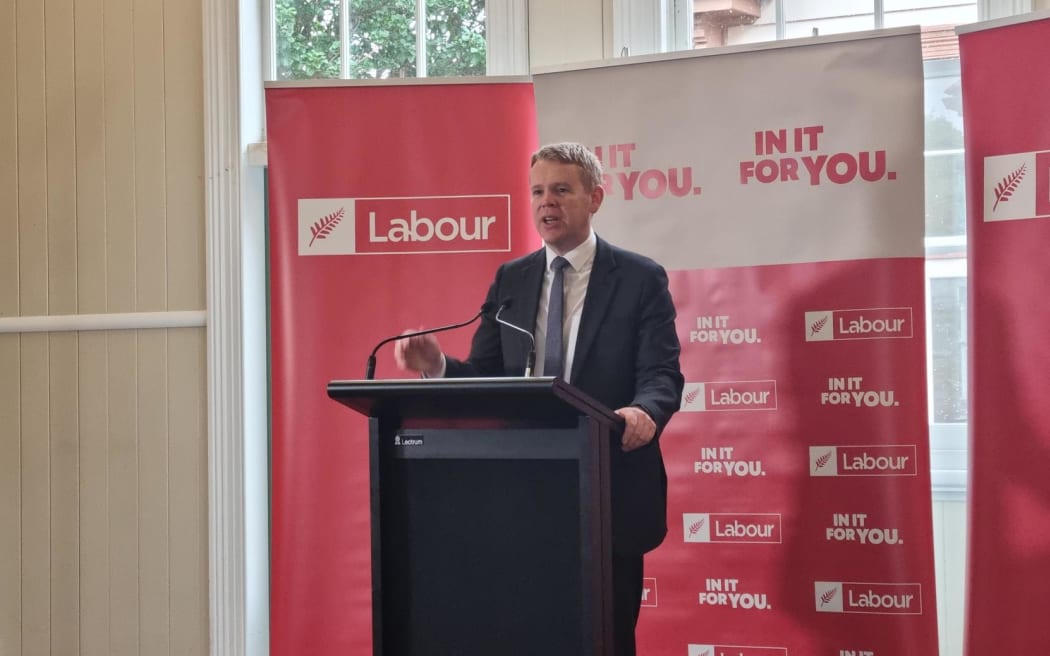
615;406;656;452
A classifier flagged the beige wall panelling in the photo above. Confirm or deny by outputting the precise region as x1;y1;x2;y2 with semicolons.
138;329;170;655
46;2;82;650
18;0;51;653
168;328;208;654
78;331;110;656
104;0;137;315
75;0;108;315
108;331;140;656
103;2;141;648
21;335;51;654
4;0;208;654
46;0;79;316
101;5;138;652
0;334;21;656
18;0;48;320
165;0;205;311
50;333;80;655
0;0;19;648
75;3;111;651
133;1;174;646
0;0;17;316
135;0;167;315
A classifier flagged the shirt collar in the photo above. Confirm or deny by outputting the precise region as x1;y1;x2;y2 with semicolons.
545;230;597;272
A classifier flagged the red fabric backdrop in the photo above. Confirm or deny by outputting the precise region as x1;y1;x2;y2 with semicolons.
265;81;539;655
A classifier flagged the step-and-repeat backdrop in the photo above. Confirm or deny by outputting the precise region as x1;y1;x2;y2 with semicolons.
267;29;937;655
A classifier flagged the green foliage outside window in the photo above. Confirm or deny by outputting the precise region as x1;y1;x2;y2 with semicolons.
275;0;485;80
426;0;486;77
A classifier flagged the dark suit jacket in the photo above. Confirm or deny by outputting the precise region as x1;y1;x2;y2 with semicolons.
445;236;684;555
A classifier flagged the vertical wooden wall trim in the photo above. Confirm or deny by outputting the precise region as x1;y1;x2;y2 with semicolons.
0;0;21;649
74;10;112;653
79;332;111;656
103;0;136;315
102;3;140;648
21;334;50;654
132;2;176;648
167;0;206;312
203;0;246;651
169;329;209;655
134;0;168;314
138;331;171;655
17;0;50;652
44;3;82;650
75;0;108;316
50;333;80;655
45;0;78;316
108;332;140;656
18;0;47;319
0;0;19;319
0;335;22;656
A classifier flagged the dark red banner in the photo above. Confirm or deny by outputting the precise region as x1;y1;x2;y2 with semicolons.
265;81;538;655
959;14;1050;655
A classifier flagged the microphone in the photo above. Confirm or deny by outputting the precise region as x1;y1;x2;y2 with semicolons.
365;301;496;380
493;298;537;377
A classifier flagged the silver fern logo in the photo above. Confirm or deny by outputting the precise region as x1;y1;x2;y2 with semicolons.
992;163;1026;211
984;151;1050;222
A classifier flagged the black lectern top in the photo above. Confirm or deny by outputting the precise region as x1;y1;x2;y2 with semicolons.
327;376;623;429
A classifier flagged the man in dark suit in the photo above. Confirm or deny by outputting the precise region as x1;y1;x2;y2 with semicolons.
395;142;684;655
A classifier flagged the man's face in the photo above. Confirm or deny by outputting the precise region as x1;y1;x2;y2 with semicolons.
530;159;604;255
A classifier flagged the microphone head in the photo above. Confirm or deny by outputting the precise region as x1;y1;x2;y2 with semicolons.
498;297;514;310
482;298;513;317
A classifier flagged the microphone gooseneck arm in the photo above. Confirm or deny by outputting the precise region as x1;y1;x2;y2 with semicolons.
365;302;494;380
494;302;537;377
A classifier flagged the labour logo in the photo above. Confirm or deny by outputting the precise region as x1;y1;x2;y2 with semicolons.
809;445;917;477
298;195;512;255
805;308;912;342
984;151;1050;222
815;581;922;615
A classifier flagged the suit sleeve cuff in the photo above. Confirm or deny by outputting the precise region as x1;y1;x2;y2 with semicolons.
421;353;447;379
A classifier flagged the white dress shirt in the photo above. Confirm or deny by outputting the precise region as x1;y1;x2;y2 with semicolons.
534;230;597;381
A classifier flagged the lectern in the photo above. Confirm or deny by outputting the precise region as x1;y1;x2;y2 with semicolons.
326;376;623;656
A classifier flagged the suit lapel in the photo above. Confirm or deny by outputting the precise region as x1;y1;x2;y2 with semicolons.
570;238;619;384
504;249;545;364
518;249;545;330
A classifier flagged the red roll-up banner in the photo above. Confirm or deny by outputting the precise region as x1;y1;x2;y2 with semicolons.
958;13;1050;655
535;29;937;655
265;80;538;655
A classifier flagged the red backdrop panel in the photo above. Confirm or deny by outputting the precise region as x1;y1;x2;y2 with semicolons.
960;16;1050;655
266;81;539;655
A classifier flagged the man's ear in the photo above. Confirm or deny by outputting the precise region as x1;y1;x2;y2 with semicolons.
589;184;605;213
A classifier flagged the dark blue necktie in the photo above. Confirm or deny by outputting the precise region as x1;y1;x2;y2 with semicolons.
544;256;570;379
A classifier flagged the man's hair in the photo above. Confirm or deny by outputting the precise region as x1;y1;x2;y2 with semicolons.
531;142;603;192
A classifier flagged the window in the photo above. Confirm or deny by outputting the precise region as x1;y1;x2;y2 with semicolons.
269;0;486;80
